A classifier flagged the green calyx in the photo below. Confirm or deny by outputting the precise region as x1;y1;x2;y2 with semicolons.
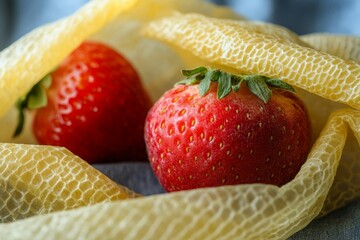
177;66;295;102
13;74;52;137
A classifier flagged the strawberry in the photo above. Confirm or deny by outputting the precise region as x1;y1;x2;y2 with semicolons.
16;41;152;163
144;67;311;192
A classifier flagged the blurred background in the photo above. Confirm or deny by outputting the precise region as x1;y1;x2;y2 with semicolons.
1;0;359;50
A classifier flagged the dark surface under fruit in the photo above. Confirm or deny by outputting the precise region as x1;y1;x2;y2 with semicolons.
93;162;360;240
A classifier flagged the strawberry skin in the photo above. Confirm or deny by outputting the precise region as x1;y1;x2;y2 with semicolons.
33;42;152;163
145;82;311;192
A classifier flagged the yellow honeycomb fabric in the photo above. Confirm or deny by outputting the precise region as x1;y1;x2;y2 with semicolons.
0;1;360;239
301;33;360;62
300;33;360;215
143;14;360;110
0;143;138;223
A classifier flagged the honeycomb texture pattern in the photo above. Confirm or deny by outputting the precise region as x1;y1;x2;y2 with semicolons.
144;14;360;110
0;143;137;223
301;34;360;63
1;3;360;240
300;34;360;215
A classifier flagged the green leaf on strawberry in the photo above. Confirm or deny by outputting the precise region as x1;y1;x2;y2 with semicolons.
218;72;232;99
245;75;271;103
13;74;52;137
265;78;296;92
181;66;207;77
177;66;295;102
198;70;213;96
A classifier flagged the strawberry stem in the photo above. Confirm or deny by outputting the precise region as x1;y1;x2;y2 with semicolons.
177;67;295;102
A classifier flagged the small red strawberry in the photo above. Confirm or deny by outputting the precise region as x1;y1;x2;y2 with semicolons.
15;41;152;163
144;67;311;192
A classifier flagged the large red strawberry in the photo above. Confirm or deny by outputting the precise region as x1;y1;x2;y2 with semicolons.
144;67;311;192
16;41;152;163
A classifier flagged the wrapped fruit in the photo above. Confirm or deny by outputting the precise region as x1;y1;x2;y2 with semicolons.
0;0;359;239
